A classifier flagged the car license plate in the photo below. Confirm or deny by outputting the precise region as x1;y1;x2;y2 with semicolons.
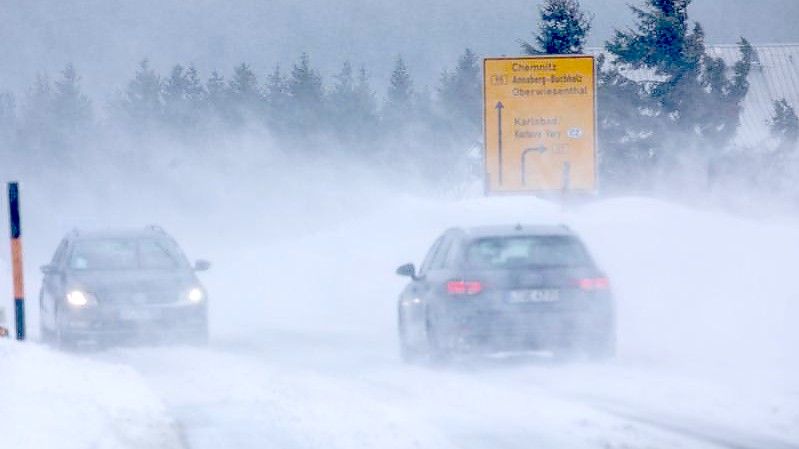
508;289;560;303
119;309;158;321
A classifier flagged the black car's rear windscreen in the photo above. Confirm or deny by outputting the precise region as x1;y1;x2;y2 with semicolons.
464;235;591;269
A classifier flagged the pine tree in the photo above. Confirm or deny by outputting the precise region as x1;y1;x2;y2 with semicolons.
596;55;661;187
331;61;355;103
521;0;592;55
698;38;754;146
52;64;92;131
349;66;379;144
162;64;206;129
264;65;289;108
285;53;325;135
438;48;482;130
205;71;227;123
604;0;753;175
0;92;13;120
227;63;262;124
354;66;378;123
19;70;89;161
607;0;705;132
229;63;259;101
770;98;799;154
329;61;358;138
328;61;378;142
288;53;324;109
384;56;414;122
23;74;53;128
119;59;163;127
0;91;16;143
263;65;290;131
18;74;56;154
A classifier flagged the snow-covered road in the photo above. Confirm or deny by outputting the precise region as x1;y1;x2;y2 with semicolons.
100;330;797;449
95;195;799;449
4;188;799;449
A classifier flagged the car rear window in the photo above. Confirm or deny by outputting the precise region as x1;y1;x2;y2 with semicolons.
70;238;185;271
465;235;591;269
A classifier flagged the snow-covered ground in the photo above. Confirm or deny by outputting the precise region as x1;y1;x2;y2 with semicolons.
1;340;184;449
1;159;798;448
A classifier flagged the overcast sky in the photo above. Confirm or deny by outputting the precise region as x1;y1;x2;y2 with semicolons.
2;0;798;100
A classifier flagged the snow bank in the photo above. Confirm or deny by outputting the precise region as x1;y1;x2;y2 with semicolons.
211;191;798;378
571;197;799;374
1;340;184;449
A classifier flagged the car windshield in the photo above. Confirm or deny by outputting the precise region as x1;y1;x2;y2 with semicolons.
465;235;591;269
69;238;185;271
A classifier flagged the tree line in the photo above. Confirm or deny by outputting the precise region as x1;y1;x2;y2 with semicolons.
0;51;481;171
2;0;797;192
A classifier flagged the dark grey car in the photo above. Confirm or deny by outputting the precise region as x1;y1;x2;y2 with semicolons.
396;225;615;361
39;226;210;348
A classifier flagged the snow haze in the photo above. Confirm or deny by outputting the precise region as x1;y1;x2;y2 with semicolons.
1;1;799;449
1;0;797;96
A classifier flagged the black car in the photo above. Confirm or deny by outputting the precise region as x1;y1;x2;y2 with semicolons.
396;225;615;361
39;226;210;347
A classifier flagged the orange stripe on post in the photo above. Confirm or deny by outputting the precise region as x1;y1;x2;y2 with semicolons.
11;238;24;299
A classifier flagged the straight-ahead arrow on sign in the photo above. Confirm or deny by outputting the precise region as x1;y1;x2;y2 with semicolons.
496;101;504;185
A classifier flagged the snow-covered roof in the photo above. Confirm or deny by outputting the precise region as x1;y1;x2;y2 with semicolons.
589;44;799;148
708;44;799;147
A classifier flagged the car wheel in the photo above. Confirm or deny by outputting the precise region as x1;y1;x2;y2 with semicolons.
586;328;616;361
398;308;428;363
565;325;615;362
192;325;210;346
51;309;74;351
40;320;53;344
425;315;452;363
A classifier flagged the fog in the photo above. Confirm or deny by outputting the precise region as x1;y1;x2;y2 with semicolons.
2;1;799;449
1;0;798;97
3;133;798;447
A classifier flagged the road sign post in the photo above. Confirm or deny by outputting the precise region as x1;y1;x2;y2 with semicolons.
483;55;597;194
8;182;25;340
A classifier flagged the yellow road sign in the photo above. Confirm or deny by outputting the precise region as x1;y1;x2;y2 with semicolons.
483;55;596;193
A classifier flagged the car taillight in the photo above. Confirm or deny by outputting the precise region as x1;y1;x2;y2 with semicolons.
446;280;483;295
577;277;610;291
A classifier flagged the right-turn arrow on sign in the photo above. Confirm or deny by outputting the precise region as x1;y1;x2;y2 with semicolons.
483;55;597;194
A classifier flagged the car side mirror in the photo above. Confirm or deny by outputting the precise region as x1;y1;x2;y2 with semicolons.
395;263;418;280
194;259;211;271
40;264;59;275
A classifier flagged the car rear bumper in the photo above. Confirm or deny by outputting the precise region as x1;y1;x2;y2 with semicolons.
433;294;614;352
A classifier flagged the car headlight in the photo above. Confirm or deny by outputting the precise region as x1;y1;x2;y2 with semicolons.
66;290;95;307
401;297;423;306
187;287;204;303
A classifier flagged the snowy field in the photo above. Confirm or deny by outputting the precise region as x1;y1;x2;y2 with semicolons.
1;161;798;448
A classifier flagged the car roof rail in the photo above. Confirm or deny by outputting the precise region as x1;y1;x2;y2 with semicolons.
146;224;166;233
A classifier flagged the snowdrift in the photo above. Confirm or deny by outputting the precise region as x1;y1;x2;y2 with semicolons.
212;192;799;375
5;149;797;395
1;340;184;449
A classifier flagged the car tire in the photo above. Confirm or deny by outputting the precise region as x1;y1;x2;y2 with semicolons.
40;321;54;344
587;328;616;361
192;325;210;346
51;308;75;351
398;308;428;363
425;315;452;364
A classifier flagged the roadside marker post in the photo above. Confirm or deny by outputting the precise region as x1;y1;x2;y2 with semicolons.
8;182;25;340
